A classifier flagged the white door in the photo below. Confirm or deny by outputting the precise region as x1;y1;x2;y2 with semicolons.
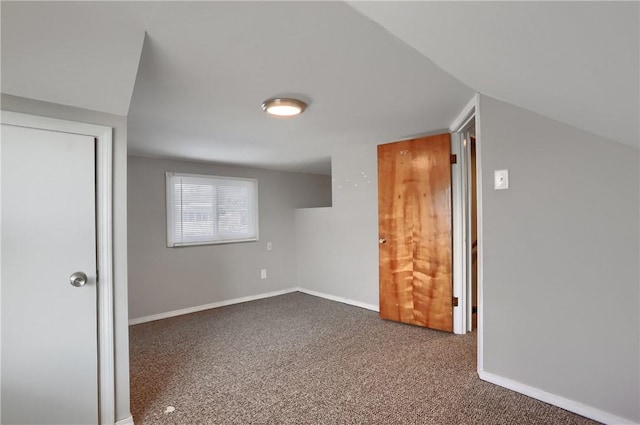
1;124;99;424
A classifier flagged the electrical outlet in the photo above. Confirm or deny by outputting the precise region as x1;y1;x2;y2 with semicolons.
260;269;267;279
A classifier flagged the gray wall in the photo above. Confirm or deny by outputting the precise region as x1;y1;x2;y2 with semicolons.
295;144;379;308
0;94;132;422
478;94;640;422
127;155;331;320
295;95;640;422
294;131;450;310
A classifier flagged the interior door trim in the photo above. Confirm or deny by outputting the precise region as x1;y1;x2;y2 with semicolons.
449;93;484;375
1;110;115;425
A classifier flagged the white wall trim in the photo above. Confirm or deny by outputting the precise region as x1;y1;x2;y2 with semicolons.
474;94;485;377
115;415;135;425
296;288;379;312
1;110;113;139
450;132;467;335
95;120;116;425
478;370;637;425
449;94;478;133
129;288;299;325
129;287;379;326
1;111;116;425
449;93;479;335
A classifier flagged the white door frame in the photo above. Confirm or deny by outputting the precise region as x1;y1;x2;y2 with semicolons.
449;94;483;359
1;110;115;425
450;128;468;335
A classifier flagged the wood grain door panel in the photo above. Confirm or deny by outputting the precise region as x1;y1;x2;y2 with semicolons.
378;134;453;332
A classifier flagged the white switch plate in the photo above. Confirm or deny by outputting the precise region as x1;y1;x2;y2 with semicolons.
266;242;272;251
260;269;267;279
494;169;509;190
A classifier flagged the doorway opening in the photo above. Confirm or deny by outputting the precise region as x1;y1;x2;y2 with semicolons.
461;118;478;331
451;95;480;336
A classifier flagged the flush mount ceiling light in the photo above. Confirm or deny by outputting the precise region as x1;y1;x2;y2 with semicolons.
261;98;307;117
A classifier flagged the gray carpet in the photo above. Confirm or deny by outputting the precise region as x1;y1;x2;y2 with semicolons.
129;292;598;424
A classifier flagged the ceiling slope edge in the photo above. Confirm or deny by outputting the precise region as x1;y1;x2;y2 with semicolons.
347;1;640;149
1;2;147;116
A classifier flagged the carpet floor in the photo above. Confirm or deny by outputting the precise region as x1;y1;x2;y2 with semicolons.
129;292;599;424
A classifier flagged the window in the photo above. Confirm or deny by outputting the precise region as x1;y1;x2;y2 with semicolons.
166;172;258;247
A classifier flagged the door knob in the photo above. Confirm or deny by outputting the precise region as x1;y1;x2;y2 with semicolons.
379;238;387;244
69;272;88;287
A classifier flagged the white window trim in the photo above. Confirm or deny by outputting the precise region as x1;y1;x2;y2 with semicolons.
165;172;259;247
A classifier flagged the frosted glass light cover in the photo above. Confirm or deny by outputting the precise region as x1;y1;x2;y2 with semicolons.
262;98;307;117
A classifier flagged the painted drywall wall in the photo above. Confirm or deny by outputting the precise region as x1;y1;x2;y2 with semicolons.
296;95;639;421
478;94;640;422
0;94;132;422
295;144;379;308
127;155;332;320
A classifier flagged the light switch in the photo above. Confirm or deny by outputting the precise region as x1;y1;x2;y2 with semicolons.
494;169;509;190
266;241;272;251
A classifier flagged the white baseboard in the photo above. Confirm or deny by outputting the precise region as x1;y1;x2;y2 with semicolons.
129;287;379;326
129;288;298;325
296;287;379;312
478;370;637;425
115;415;134;425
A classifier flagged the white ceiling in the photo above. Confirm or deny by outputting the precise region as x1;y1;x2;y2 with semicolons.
2;2;637;175
126;1;473;174
349;1;640;149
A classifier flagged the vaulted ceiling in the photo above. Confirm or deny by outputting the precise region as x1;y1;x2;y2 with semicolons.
2;1;637;175
350;1;639;150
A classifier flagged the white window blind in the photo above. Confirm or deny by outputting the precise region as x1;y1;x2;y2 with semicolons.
166;173;258;247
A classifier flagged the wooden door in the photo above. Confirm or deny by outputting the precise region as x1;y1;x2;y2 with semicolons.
378;133;453;332
1;124;99;424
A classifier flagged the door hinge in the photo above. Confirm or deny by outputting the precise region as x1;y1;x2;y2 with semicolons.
452;296;459;307
451;154;457;164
